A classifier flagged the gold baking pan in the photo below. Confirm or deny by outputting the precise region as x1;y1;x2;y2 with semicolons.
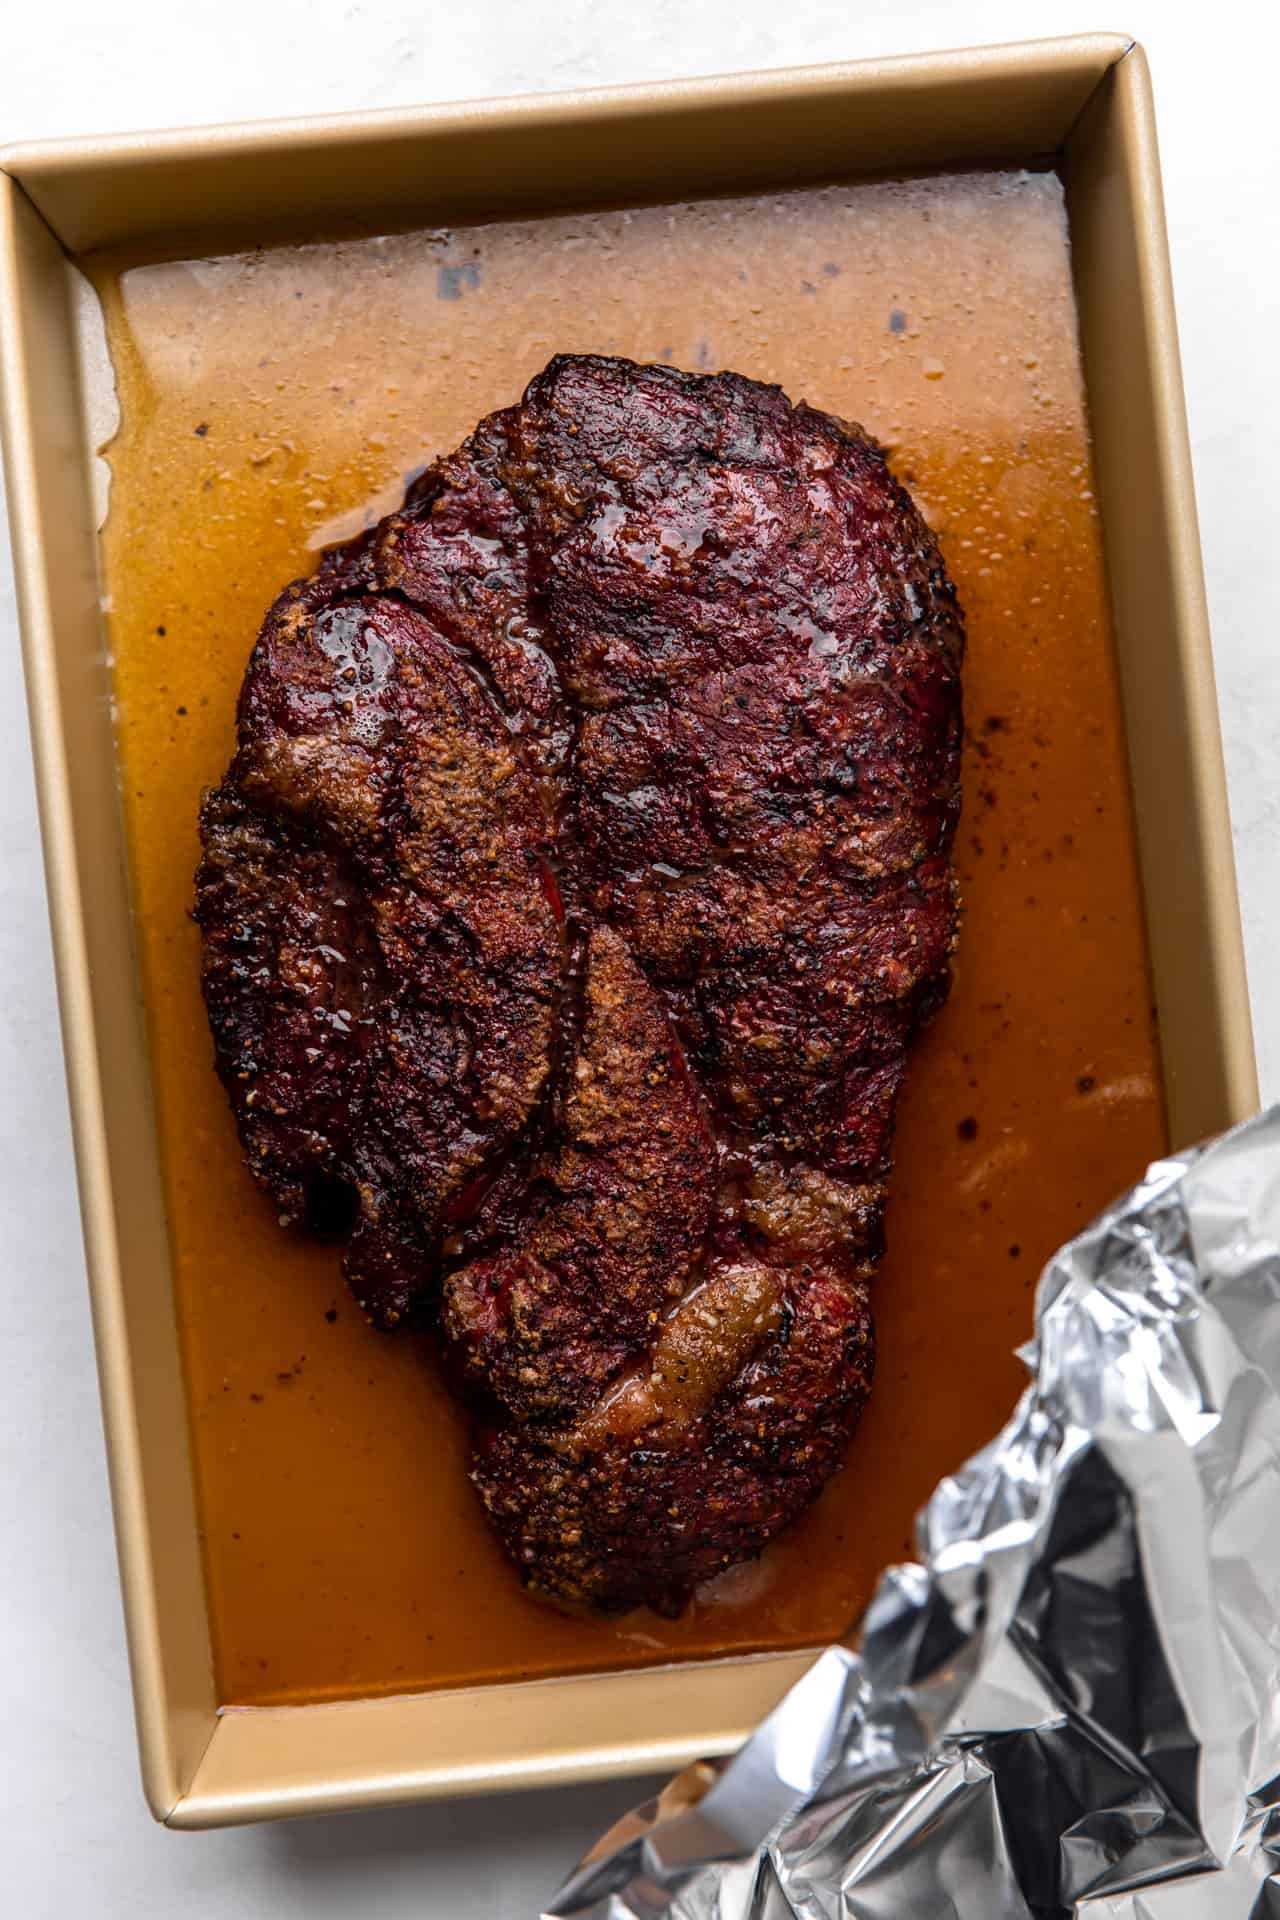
0;34;1256;1828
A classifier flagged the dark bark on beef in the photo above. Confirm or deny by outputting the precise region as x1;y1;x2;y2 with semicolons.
475;1269;875;1615
196;352;964;1610
197;565;562;1328
442;924;716;1423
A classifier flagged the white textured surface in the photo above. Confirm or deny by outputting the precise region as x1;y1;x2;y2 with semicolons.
0;5;1276;1916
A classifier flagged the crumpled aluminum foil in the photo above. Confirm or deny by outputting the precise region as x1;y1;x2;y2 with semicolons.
546;1107;1280;1919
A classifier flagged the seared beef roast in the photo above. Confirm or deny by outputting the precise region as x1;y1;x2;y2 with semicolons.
196;354;964;1612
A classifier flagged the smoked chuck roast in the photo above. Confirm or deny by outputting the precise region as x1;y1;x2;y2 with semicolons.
196;354;964;1614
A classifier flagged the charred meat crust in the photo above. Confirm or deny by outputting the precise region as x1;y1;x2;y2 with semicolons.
195;353;964;1612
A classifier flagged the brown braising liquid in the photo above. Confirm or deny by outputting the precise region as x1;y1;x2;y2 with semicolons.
91;171;1167;1707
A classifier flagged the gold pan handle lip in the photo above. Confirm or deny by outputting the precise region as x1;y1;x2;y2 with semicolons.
0;29;1137;177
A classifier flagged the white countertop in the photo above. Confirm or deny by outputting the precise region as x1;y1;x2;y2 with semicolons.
2;3;1277;1915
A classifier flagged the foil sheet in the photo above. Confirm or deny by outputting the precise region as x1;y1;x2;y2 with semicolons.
546;1108;1280;1919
